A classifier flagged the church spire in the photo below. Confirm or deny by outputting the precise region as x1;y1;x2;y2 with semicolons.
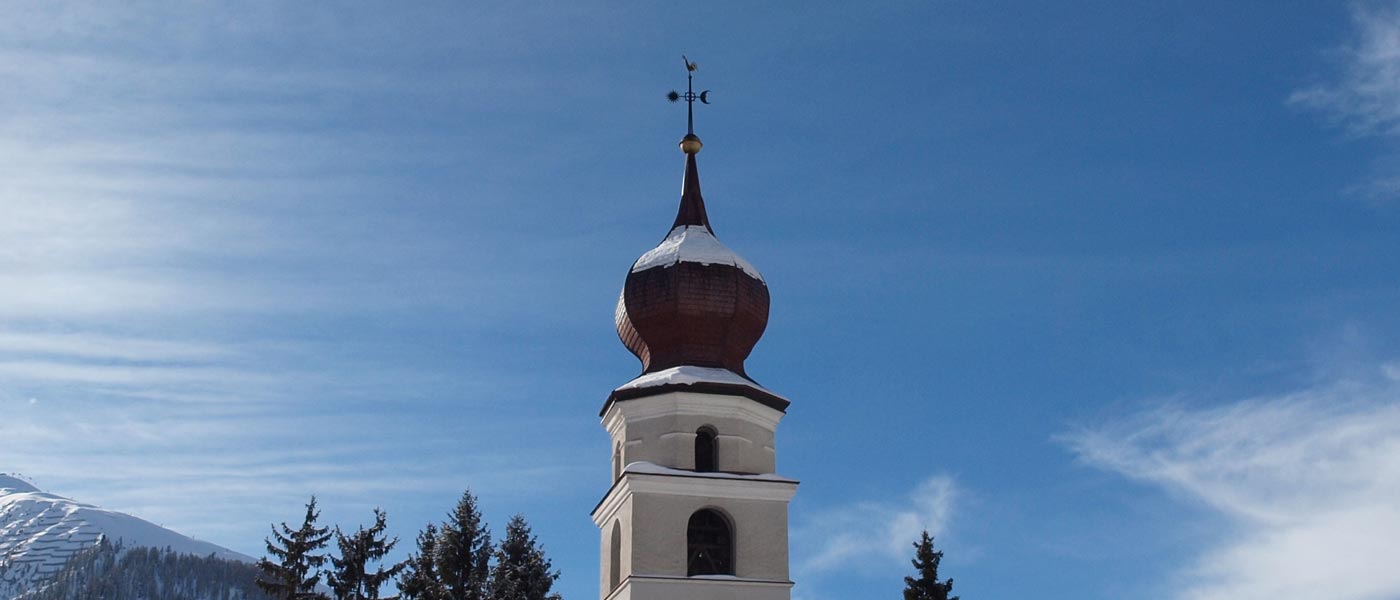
668;55;713;232
672;149;712;232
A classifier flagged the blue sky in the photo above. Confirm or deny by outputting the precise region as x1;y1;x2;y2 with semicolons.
3;2;1400;599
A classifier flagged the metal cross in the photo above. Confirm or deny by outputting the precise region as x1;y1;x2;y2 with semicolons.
668;55;710;135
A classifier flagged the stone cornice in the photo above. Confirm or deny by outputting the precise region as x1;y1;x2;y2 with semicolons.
592;469;798;526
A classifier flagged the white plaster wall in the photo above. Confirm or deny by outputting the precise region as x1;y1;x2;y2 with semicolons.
628;490;791;580
597;391;795;600
607;393;783;477
598;494;633;597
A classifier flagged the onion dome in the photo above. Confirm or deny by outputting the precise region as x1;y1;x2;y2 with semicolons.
610;140;784;412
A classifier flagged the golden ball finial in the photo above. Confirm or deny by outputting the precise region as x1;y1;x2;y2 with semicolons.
680;133;703;154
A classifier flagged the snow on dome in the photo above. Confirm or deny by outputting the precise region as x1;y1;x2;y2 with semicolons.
631;225;764;280
614;365;788;402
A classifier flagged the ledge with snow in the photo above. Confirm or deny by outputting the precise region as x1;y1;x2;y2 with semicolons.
604;366;790;414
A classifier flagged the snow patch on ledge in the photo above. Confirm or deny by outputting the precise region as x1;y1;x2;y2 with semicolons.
614;366;787;402
624;461;797;484
631;225;764;280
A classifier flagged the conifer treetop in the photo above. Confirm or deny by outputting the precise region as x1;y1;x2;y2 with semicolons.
902;530;958;600
436;490;492;600
257;496;333;600
487;515;561;600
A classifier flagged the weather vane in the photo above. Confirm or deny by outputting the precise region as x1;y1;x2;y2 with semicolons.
668;55;710;153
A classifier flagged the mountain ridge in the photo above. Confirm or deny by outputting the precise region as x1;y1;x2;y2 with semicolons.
0;474;253;597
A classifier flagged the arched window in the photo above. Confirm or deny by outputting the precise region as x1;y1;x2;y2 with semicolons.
609;521;622;590
694;426;718;473
687;509;733;576
613;442;622;482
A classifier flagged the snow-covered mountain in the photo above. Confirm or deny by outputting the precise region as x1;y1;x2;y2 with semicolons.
0;474;253;597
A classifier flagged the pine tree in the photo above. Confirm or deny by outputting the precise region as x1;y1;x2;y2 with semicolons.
328;508;408;600
436;490;492;600
486;515;561;600
399;523;446;600
903;530;958;600
258;496;334;600
329;525;367;600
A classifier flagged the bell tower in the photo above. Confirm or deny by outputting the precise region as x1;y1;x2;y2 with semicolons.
591;58;797;600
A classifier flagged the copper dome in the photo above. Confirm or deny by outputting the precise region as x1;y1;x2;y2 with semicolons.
615;152;770;378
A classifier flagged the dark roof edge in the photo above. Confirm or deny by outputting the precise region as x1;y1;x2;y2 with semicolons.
600;381;791;417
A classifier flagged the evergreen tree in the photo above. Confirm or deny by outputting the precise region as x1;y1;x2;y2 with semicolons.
329;508;407;600
486;515;561;600
435;490;492;600
258;496;334;600
398;523;445;600
903;530;958;600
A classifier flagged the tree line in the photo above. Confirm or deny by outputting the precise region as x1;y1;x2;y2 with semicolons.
24;539;272;600
256;490;560;600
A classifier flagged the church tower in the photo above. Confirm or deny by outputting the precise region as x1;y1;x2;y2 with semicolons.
592;59;797;600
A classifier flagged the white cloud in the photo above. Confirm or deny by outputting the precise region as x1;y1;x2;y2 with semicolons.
1063;365;1400;600
1291;4;1400;137
793;475;957;577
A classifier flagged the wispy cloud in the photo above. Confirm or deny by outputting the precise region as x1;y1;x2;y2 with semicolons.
0;321;579;550
1291;4;1400;137
0;2;602;559
1291;4;1400;205
793;475;957;577
0;331;231;362
1062;364;1400;600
